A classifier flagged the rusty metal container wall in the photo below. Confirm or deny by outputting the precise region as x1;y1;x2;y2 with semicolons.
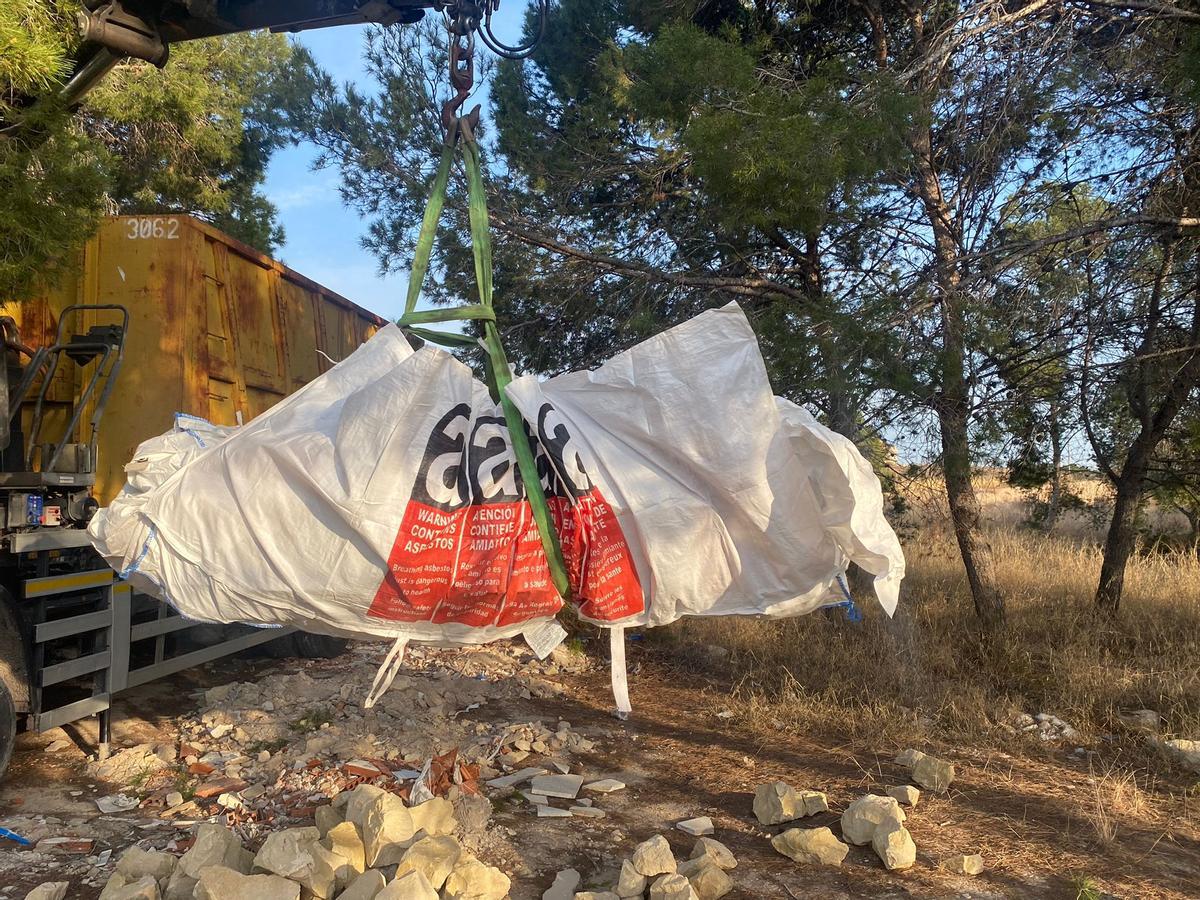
2;215;386;505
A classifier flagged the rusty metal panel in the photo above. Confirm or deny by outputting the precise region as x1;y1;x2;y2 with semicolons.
5;215;386;505
279;277;322;391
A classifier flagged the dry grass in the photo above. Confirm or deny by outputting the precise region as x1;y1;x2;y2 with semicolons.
1087;763;1151;846
658;477;1200;775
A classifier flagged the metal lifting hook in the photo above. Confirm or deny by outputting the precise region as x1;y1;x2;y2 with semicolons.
441;26;480;142
439;0;550;143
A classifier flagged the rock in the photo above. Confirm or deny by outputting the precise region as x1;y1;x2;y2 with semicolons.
116;847;176;884
840;794;906;845
941;853;984;876
87;743;173;783
798;789;829;816
574;894;620;900
752;781;797;825
162;874;197;900
378;870;439;900
193;866;301;900
409;796;457;838
615;860;647;898
396;835;463;890
1117;709;1160;732
25;885;70;900
542;868;581;900
912;754;955;792
337;869;387;900
537;804;573;817
176;824;253;879
570;805;606;818
253;827;338;899
100;873;130;900
1163;739;1200;773
454;795;493;835
103;876;160;900
887;785;920;807
322;820;367;889
315;804;343;837
441;854;511;900
582;779;625;793
632;835;677;877
648;874;698;900
362;792;417;867
343;784;390;826
487;766;548;789
894;748;926;768
770;827;848;866
676;817;714;837
871;822;916;871
681;859;732;900
689;838;736;871
530;774;585;799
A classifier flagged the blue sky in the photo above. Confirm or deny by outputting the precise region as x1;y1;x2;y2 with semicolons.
263;7;525;320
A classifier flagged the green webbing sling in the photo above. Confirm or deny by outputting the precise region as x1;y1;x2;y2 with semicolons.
398;136;571;601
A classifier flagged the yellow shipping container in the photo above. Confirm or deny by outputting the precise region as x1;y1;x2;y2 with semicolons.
3;214;386;504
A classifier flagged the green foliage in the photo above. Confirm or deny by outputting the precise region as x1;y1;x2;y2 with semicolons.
0;0;76;105
628;24;912;233
1;7;292;300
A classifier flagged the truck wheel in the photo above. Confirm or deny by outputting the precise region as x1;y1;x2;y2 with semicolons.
0;679;16;781
265;632;348;659
292;633;348;659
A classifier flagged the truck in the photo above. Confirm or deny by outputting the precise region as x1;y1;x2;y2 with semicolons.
0;214;386;778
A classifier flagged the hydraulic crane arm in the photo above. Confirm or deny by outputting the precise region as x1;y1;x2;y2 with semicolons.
58;0;437;107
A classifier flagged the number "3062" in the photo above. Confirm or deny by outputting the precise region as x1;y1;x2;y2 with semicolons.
125;217;180;240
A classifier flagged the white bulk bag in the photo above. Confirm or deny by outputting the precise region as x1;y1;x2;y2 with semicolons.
89;303;904;706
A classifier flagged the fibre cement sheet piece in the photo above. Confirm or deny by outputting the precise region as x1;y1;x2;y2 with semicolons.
89;302;903;644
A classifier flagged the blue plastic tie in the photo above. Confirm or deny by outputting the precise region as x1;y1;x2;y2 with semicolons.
831;574;863;623
174;411;213;448
119;525;157;579
0;827;30;846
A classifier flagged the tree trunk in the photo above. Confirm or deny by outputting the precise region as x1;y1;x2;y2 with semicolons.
1045;403;1064;529
1096;462;1147;613
910;124;1006;627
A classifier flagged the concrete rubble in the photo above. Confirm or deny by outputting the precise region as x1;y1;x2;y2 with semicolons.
3;641;988;898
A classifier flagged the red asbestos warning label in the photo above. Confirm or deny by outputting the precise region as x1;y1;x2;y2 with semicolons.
368;403;643;626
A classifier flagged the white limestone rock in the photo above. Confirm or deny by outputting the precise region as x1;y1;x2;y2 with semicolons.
542;868;581;900
871;822;916;871
253;827;339;900
377;870;439;900
192;867;300;900
615;860;646;898
648;874;698;900
840;794;906;845
887;785;920;807
912;754;955;793
632;835;677;877
770;827;848;867
941;853;984;876
689;838;736;871
395;835;463;890
337;869;388;900
362;792;417;867
441;854;512;900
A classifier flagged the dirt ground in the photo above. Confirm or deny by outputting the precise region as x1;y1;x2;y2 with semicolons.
0;638;1197;899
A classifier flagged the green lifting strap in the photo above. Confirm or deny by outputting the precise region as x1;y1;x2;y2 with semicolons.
398;137;572;601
